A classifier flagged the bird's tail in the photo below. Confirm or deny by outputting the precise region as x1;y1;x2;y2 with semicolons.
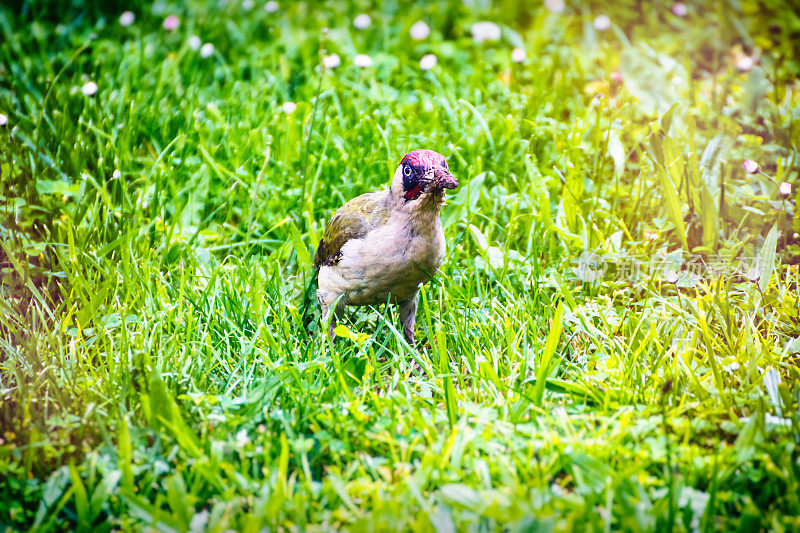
300;267;320;334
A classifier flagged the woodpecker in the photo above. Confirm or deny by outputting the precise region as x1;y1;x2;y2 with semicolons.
313;149;458;344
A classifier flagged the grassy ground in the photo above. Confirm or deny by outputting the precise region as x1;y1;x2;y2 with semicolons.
1;0;800;530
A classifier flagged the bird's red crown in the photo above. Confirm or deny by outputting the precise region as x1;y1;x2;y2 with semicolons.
401;149;446;168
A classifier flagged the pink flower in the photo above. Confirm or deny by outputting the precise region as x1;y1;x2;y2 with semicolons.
737;55;755;72
779;182;792;196
410;21;430;40
354;54;373;68
743;160;759;174
419;53;437;71
0;113;8;126
199;43;214;58
323;53;340;69
471;21;501;43
593;15;611;31
545;0;565;13
81;81;98;96
353;14;371;30
511;47;526;63
162;15;180;31
119;11;135;26
671;2;687;17
611;70;623;83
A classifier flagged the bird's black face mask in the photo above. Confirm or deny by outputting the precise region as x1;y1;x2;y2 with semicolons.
402;164;422;200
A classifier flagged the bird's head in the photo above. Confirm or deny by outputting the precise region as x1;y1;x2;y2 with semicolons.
390;149;458;207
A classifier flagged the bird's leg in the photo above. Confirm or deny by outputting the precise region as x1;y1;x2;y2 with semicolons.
319;292;345;342
398;293;419;346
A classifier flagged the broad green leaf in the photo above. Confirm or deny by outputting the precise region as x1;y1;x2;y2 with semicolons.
68;463;89;523
436;325;458;429
441;171;485;228
758;225;778;293
289;220;311;271
533;301;563;408
118;415;134;491
607;130;625;177
651;133;689;250
660;102;680;136
439;483;483;510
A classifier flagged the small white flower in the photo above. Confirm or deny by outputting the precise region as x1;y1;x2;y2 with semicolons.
200;43;215;58
323;53;341;69
112;169;122;180
545;0;565;13
235;429;249;446
737;55;755;72
353;14;371;30
162;15;180;31
419;53;437;71
671;2;687;16
354;53;373;68
409;21;430;40
471;21;501;43
81;81;98;96
119;11;135;27
241;0;254;10
780;182;792;195
511;47;526;63
189;35;202;50
264;0;279;13
743;160;759;173
0;113;7;126
282;101;296;114
593;15;611;31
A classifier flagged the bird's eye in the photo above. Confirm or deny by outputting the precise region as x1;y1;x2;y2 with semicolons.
403;165;413;177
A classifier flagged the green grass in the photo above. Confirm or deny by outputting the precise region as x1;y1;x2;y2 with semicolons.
1;0;799;530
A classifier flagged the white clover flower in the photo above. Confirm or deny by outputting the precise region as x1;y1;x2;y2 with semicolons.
354;53;373;68
545;0;565;13
419;53;437;71
189;35;202;50
119;11;135;27
264;1;279;13
235;429;249;446
353;14;371;30
162;15;180;31
743;160;759;173
323;53;341;69
593;15;611;31
410;21;430;40
282;101;296;114
0;113;7;126
81;81;98;96
780;182;792;195
511;47;526;63
671;2;687;16
241;0;254;10
471;21;501;43
737;55;755;72
200;43;215;58
112;169;122;180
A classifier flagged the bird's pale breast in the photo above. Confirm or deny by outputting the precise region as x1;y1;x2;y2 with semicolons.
317;211;445;306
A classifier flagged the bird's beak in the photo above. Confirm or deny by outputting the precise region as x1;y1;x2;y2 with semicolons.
429;167;459;190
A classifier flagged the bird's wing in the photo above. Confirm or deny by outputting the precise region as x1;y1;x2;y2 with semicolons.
314;190;390;268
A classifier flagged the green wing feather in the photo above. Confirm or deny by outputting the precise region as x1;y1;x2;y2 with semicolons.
314;191;390;268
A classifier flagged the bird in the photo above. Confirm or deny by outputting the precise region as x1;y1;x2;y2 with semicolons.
311;149;458;345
